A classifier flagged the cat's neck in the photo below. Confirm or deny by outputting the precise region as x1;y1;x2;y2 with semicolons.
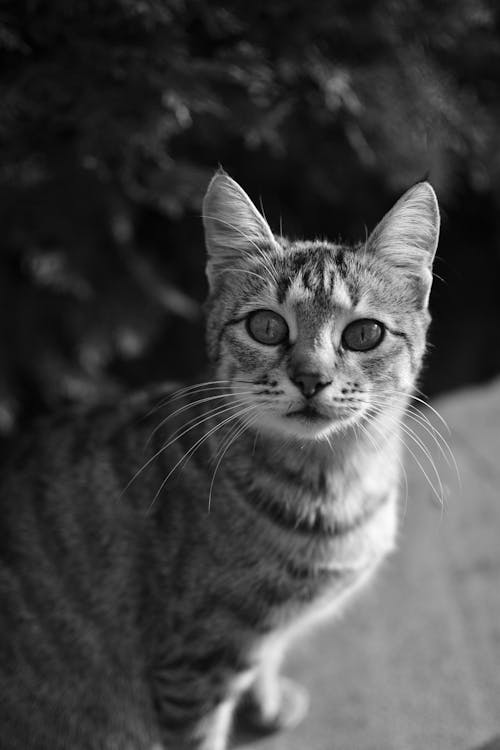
223;402;406;503
206;404;404;545
241;406;402;470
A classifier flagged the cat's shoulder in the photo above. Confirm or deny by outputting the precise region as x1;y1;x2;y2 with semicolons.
0;382;181;485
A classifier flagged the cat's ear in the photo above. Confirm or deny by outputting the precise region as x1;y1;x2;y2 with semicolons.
367;182;440;307
202;170;276;286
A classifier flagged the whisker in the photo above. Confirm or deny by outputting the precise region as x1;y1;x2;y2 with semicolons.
362;394;459;486
403;406;460;483
379;389;451;435
357;416;409;519
252;427;260;456
365;404;445;509
144;380;234;415
167;380;253;403
148;404;260;512
399;421;445;504
156;397;257;457
362;395;457;473
148;378;258;412
212;412;249;466
145;390;258;447
123;397;257;493
324;433;335;458
208;410;261;511
144;379;260;422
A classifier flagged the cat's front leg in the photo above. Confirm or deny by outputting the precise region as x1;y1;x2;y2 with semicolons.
156;686;236;750
192;697;236;750
235;635;309;736
183;668;256;750
237;673;309;735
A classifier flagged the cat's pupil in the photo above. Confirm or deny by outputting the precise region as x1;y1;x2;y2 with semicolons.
247;310;289;345
342;319;384;352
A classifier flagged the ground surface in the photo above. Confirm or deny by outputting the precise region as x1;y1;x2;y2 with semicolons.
235;378;500;750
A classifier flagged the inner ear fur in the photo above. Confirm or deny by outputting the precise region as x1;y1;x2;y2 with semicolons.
367;181;440;307
202;170;276;286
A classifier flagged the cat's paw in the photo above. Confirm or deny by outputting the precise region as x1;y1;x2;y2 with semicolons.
235;676;309;736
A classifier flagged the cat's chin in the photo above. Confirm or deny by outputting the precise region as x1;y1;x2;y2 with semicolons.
258;409;358;441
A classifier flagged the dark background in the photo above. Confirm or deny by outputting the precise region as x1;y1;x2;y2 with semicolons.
1;0;500;449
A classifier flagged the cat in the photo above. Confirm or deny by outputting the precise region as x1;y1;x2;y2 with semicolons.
0;170;440;750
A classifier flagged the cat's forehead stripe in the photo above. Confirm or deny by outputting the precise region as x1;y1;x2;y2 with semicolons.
275;244;355;310
276;243;345;301
285;273;353;308
332;279;353;309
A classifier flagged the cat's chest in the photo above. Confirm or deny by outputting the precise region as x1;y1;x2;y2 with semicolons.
269;487;397;610
228;448;398;562
199;475;399;648
239;493;398;679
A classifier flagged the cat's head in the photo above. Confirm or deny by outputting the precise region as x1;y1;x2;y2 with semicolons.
202;171;439;440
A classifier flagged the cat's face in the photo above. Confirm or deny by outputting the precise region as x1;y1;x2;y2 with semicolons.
203;173;439;441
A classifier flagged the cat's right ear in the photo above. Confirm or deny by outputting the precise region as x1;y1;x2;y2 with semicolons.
202;170;276;287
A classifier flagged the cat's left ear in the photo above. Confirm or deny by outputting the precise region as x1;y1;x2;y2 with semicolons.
367;182;440;307
202;170;276;287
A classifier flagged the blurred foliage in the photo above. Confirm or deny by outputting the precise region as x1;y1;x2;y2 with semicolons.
1;0;500;438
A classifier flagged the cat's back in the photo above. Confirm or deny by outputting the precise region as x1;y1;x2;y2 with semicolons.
0;404;161;749
0;403;144;579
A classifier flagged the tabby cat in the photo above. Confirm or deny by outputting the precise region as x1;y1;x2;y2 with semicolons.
0;171;440;749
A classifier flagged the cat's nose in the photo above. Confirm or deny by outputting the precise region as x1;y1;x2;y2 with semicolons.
291;372;331;398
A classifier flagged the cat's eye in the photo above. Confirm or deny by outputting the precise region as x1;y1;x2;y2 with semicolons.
247;310;289;346
342;319;385;352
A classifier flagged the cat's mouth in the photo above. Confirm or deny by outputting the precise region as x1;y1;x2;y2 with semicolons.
263;401;361;438
286;405;325;421
284;398;359;427
285;404;347;423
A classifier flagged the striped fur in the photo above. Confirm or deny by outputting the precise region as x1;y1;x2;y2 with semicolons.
0;173;439;749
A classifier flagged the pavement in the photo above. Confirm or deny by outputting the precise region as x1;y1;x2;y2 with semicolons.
234;378;500;750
